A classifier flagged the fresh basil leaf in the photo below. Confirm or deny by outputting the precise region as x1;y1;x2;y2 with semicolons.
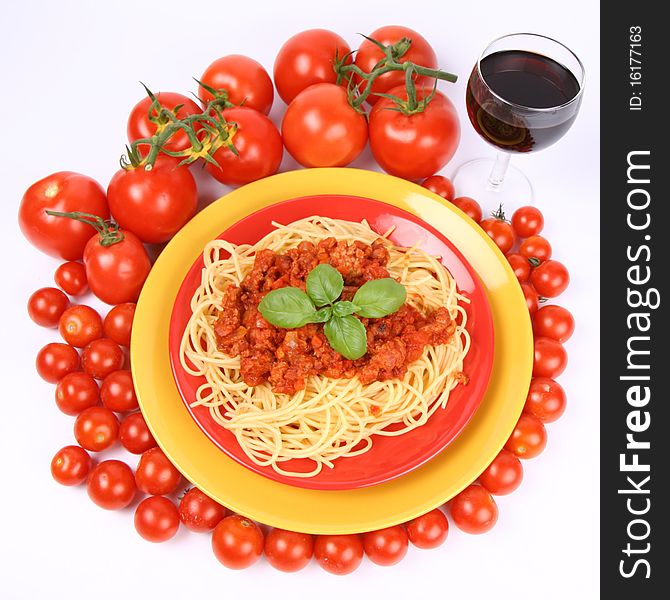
324;315;367;360
307;306;332;323
331;301;359;318
305;264;344;307
352;278;407;318
258;287;316;328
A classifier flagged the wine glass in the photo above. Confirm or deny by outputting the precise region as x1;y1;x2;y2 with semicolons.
452;33;585;213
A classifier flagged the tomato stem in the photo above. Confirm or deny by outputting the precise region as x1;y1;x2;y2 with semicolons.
45;210;125;247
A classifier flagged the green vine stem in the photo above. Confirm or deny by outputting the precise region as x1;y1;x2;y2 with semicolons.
45;210;125;246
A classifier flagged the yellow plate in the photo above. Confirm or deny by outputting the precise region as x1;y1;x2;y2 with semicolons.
131;168;533;534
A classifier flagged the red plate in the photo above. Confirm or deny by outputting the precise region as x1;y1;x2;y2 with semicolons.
169;195;494;490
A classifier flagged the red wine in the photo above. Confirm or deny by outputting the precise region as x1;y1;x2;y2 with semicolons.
466;50;581;152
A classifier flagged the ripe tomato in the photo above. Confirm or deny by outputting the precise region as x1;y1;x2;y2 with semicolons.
521;283;539;315
531;260;570;298
512;206;544;238
362;525;408;566
134;496;180;543
199;55;274;115
51;445;92;486
212;515;264;569
87;459;136;510
100;370;138;413
505;413;547;459
449;484;498;534
55;372;99;415
74;406;119;452
55;261;88;296
119;412;156;454
36;343;79;383
19;172;109;260
282;83;368;168
533;305;574;342
206;107;283;186
135;447;182;495
314;534;364;575
421;175;455;201
107;161;197;244
405;508;449;549
83;228;151;305
478;449;523;495
264;528;314;572
127;92;202;153
81;338;124;380
533;336;568;378
103;303;136;348
369;86;460;181
355;26;437;105
480;216;515;254
178;487;227;533
28;287;69;328
274;29;351;105
507;253;531;282
58;305;103;348
524;377;567;423
519;235;552;263
451;197;483;223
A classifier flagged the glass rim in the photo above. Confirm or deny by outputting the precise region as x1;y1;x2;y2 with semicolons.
476;32;586;113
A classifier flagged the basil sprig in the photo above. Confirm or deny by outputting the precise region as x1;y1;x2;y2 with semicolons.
257;264;406;360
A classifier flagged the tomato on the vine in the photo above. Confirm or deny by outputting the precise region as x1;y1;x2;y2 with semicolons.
533;305;574;342
178;487;227;533
451;197;483;223
533;336;568;378
55;261;88;296
36;343;79;383
87;460;136;510
134;496;180;543
478;449;523;495
363;525;408;566
212;515;264;569
519;235;552;263
58;305;103;348
511;206;544;238
507;253;531;282
505;413;547;459
51;445;92;486
103;303;136;348
369;86;460;181
100;370;138;413
524;377;567;423
480;214;515;254
119;412;156;454
28;287;69;328
55;372;99;415
264;528;314;572
81;338;124;380
449;484;498;534
405;509;449;549
531;260;570;298
314;534;364;575
421;175;455;201
135;447;182;495
282;83;367;168
74;406;119;452
274;29;351;105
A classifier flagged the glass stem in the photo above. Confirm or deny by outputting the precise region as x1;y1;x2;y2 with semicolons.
487;152;511;190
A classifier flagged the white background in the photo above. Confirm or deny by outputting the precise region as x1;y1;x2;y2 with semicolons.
0;1;599;598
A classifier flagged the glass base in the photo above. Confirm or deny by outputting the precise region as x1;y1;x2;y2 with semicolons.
452;158;534;216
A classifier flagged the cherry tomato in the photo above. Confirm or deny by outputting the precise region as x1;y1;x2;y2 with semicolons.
405;509;449;549
100;370;138;413
55;372;99;415
511;206;544;238
58;305;103;348
363;525;408;566
369;86;460;181
505;413;547;459
135;447;182;495
450;484;498;534
127;92;202;153
119;412;157;454
28;287;70;328
19;172;109;260
87;459;136;510
36;343;79;383
273;29;351;105
178;487;227;533
282;83;368;168
74;406;119;452
421;175;455;201
134;496;180;543
355;26;437;105
108;161;198;245
199;55;274;115
524;377;567;423
212;515;264;569
264;528;314;572
533;336;568;378
103;303;136;348
481;216;515;254
206;107;283;186
83;228;151;305
478;449;523;495
521;283;539;315
451;197;483;223
314;534;364;575
81;338;124;380
507;253;531;282
51;445;93;486
533;305;574;342
519;235;552;263
531;260;570;298
54;261;88;296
